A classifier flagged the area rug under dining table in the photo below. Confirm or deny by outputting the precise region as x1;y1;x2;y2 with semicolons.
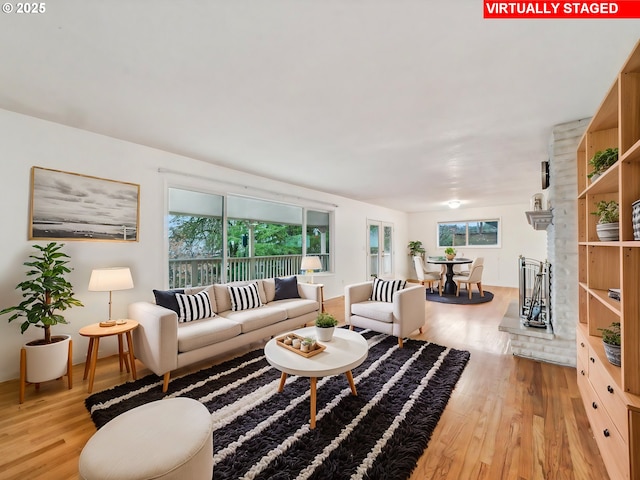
85;329;470;480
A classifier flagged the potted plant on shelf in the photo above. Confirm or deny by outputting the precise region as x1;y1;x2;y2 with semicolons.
0;242;83;402
591;200;619;241
444;247;457;260
587;147;618;182
599;322;621;366
408;241;425;257
315;312;338;342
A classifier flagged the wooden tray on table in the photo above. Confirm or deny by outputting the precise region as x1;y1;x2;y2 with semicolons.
276;333;326;358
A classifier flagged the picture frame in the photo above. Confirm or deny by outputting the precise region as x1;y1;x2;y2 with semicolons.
29;166;140;242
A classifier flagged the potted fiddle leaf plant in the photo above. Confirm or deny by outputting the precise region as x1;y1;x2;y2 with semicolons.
598;322;621;366
315;312;338;342
587;147;618;182
591;200;619;241
444;247;457;260
408;241;425;257
0;242;83;400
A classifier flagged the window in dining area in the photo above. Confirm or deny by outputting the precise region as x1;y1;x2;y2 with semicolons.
437;219;500;248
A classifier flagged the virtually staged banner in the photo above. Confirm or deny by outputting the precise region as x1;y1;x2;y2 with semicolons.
484;1;640;18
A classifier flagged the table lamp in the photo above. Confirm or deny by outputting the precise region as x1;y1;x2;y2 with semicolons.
89;267;134;326
300;256;322;284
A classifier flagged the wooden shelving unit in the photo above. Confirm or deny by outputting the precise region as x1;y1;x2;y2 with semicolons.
576;39;640;480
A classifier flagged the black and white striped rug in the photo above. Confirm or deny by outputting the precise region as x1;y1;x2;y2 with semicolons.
85;330;470;480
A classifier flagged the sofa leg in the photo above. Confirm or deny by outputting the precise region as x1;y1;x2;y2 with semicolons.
398;337;403;348
419;327;423;334
349;325;354;331
162;372;171;392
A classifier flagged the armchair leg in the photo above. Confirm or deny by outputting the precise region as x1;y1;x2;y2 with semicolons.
162;372;171;392
398;337;404;348
456;281;461;297
478;282;484;297
468;283;472;299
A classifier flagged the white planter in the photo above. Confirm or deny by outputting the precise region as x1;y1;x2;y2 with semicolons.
596;222;619;241
316;326;335;342
23;334;71;383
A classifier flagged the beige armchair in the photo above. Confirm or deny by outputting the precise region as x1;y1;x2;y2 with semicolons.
453;257;484;299
413;255;443;295
345;280;425;347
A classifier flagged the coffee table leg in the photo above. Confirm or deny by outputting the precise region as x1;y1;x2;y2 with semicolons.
345;370;357;396
278;372;287;392
310;377;317;429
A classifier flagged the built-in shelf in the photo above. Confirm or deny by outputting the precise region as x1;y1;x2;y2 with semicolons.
525;210;553;230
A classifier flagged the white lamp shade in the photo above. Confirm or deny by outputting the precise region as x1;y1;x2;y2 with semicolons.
88;267;134;292
300;256;322;271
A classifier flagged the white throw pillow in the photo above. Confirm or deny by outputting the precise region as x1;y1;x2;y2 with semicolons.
175;291;214;322
228;283;263;311
371;278;406;303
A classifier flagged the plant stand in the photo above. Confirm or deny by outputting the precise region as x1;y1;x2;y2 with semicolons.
19;338;73;404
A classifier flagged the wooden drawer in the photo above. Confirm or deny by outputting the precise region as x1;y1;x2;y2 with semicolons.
588;349;629;443
576;327;589;372
580;372;629;480
576;331;589;375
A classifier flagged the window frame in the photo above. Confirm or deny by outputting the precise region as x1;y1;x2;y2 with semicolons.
436;218;501;249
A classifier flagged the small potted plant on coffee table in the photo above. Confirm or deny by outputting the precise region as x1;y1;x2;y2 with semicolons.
598;322;621;366
315;312;338;342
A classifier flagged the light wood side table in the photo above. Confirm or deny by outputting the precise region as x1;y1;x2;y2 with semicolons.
79;320;138;393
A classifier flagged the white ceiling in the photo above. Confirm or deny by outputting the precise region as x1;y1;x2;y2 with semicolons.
1;2;638;212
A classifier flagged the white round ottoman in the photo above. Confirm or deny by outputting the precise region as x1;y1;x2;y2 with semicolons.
79;397;213;480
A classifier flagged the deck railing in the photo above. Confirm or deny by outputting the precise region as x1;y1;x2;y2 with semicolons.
169;254;329;288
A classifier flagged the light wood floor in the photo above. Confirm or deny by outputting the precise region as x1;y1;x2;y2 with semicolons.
0;286;609;480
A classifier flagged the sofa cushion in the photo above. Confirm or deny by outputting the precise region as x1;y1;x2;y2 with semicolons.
175;291;214;322
219;305;288;334
184;285;218;313
214;281;267;312
273;276;301;301
270;298;318;318
153;289;185;314
351;301;394;323
228;283;263;311
177;316;242;352
371;278;406;302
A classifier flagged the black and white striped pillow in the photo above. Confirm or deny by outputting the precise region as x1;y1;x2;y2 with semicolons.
371;278;406;303
228;283;263;311
175;291;214;322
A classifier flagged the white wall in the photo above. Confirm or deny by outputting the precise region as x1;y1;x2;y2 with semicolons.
407;204;548;287
0;109;410;382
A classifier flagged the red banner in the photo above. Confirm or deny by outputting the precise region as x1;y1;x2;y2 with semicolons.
484;1;640;18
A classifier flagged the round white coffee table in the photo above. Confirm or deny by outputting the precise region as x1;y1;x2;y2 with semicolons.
264;326;368;429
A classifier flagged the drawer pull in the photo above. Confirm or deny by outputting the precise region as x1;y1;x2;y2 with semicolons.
607;385;614;394
603;429;610;438
580;369;585;376
580;342;585;348
590;357;595;363
592;402;598;409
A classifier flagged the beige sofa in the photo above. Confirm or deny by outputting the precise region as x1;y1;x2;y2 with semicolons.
345;280;425;347
129;278;322;391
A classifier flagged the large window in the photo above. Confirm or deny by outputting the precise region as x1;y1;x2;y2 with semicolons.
167;188;332;287
437;219;500;248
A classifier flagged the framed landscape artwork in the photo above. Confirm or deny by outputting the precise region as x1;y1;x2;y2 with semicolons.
29;167;140;242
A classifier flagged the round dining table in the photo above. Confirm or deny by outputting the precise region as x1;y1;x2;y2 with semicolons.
427;257;473;295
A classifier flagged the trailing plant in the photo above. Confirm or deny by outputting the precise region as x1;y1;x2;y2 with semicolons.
591;200;619;224
587;147;618;179
315;312;338;328
444;247;456;256
0;242;83;344
599;322;621;346
408;241;425;256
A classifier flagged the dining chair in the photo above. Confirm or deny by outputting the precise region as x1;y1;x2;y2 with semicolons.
413;255;443;295
453;257;484;299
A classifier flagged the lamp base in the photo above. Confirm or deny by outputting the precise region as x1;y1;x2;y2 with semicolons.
99;320;117;328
